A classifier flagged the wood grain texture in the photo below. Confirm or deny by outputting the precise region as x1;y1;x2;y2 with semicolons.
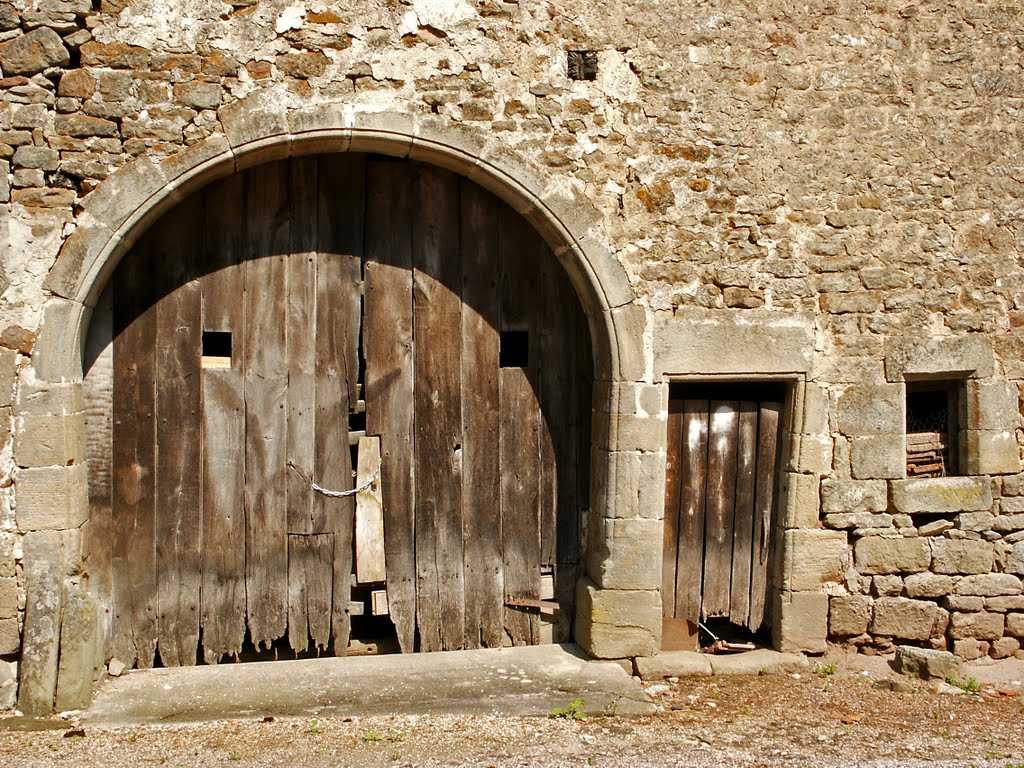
729;401;758;627
355;436;386;584
412;163;465;652
315;152;363;654
111;241;158;669
749;401;782;631
661;400;684;619
199;172;247;663
675;400;708;624
702;400;739;618
153;194;203;667
287;533;334;653
243;159;291;650
459;180;503;650
364;158;416;653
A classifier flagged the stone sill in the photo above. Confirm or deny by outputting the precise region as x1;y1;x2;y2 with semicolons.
890;476;993;515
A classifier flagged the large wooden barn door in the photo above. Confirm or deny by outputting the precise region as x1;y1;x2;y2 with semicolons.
84;154;590;669
661;384;784;648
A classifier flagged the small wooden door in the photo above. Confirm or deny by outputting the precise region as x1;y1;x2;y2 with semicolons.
83;154;591;669
661;384;784;647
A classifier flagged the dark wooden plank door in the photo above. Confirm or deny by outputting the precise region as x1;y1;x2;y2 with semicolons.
95;152;591;666
663;390;783;640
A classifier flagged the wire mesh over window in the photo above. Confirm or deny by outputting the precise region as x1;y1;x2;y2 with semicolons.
906;381;959;477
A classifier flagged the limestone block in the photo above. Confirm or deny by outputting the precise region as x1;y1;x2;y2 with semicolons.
894;645;963;681
956;511;996;532
821;479;887;514
985;596;1024;612
890;477;992;514
920;519;955;536
948;611;1004;640
969;381;1020;431
790;380;829;437
653;310;814;377
1003;474;1024;496
1006;613;1024;637
836;383;903;435
18;531;65;716
850;435;904;479
612;411;665;454
990;636;1020;659
1007;541;1024;575
0;576;15;619
904;572;955;598
575;579;660;659
963;430;1021;476
609;304;647;383
871;597;948;640
854;536;930;575
0;28;70;76
54;586;97;712
930;539;994;575
709;650;809;676
781;530;848;591
78;156;168;231
14;464;88;531
634;651;711;679
14;412;85;468
871;575;904;597
791;433;833;475
885;336;994;382
773;591;828;654
780;472;819;529
0;618;18;655
588;517;662;591
44;226;113;301
953;638;988;660
824;512;892;530
993;512;1024;530
828;594;871;636
944;595;984;612
953;573;1022;597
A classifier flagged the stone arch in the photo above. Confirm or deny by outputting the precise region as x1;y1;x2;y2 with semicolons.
24;98;656;714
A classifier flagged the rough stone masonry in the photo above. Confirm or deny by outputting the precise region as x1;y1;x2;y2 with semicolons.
2;0;1024;713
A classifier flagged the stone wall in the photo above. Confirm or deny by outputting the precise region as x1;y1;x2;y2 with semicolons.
2;0;1024;711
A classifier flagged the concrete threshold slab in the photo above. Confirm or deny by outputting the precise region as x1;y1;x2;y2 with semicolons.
82;644;655;727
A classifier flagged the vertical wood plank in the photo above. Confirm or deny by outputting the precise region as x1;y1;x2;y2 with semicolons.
412;163;465;653
199;172;247;664
749;401;782;631
354;436;386;583
287;534;334;653
111;244;158;669
729;401;758;627
702;400;739;618
243;159;291;650
675;400;708;624
316;152;363;654
459;179;503;650
153;194;203;667
364;157;416;653
499;205;541;646
661;400;683;619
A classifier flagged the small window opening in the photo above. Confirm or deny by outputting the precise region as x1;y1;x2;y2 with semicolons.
201;331;232;369
499;330;529;368
906;381;960;477
567;50;598;81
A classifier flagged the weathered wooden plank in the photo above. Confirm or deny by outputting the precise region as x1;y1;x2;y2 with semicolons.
729;401;758;627
153;194;203;667
702;400;739;618
412;163;465;653
243;159;291;650
82;281;114;663
286;156;318;538
111;243;158;669
355;436;386;584
198;172;247;664
316;152;363;654
499;204;542;646
662;400;684;619
364;157;416;653
459;179;503;650
749;401;782;631
674;400;708;624
287;533;334;654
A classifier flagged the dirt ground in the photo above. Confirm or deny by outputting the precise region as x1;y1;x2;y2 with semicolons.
2;648;1022;768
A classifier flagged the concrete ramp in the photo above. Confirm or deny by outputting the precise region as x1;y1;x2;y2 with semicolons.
82;644;654;726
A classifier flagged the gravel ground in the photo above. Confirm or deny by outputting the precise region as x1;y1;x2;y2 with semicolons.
2;651;1022;768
